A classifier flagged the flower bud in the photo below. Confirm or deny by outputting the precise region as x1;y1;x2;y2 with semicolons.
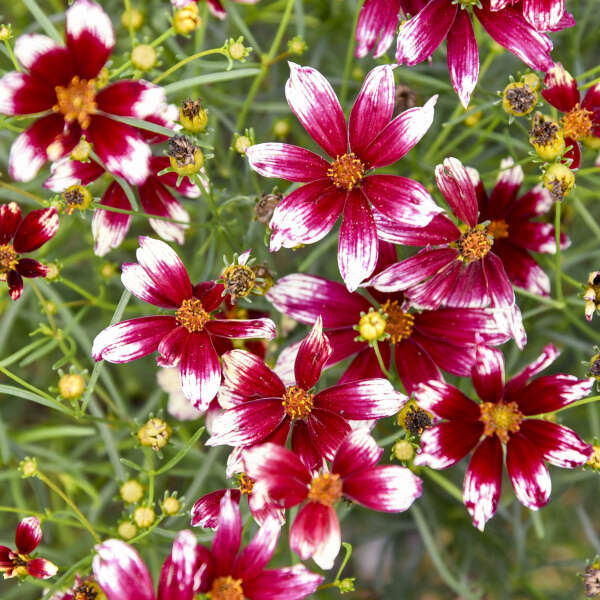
180;98;208;133
529;113;565;161
357;310;386;342
233;134;252;155
584;272;600;322
120;480;144;504
502;82;537;117
58;373;86;400
522;72;540;91
272;119;290;140
0;24;12;41
464;108;483;127
44;263;60;281
133;505;155;528
118;521;138;540
19;457;38;478
121;8;144;30
392;440;415;461
226;37;251;61
131;44;157;71
543;162;575;201
587;446;600;471
138;417;172;450
162;496;181;515
287;36;307;56
173;3;201;35
167;135;204;176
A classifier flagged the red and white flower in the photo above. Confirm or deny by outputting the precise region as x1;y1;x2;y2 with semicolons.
246;63;440;291
207;318;405;470
0;0;170;184
395;0;555;107
366;157;527;348
414;344;593;530
0;517;58;580
92;237;276;411
489;0;574;32
44;155;201;255
0;203;59;300
244;430;422;569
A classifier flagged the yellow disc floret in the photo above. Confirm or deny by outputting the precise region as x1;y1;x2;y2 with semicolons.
327;153;366;191
282;385;314;419
479;401;524;444
307;472;343;507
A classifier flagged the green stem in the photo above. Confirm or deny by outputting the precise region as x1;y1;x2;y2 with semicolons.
0;364;57;404
514;286;564;310
555;395;600;413
554;200;564;304
576;63;600;81
372;340;392;380
59;277;119;310
153;48;228;85
3;39;20;71
22;0;62;44
0;180;45;205
90;201;193;226
423;468;464;503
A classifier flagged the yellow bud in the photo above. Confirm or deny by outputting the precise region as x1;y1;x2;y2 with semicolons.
162;496;181;515
464;110;483;127
58;373;86;400
118;521;138;540
133;506;155;528
234;135;252;155
120;480;144;504
358;311;386;342
131;44;157;71
0;24;12;41
100;262;116;279
543;162;575;201
272;119;290;139
138;417;172;450
392;440;415;461
121;8;144;30
173;4;201;35
587;445;600;470
168;135;204;176
71;138;92;162
229;41;247;60
169;149;204;176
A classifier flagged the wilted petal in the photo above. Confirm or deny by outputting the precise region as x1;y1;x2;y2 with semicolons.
15;517;42;554
246;144;330;182
414;421;483;469
285;62;347;159
463;436;503;531
447;9;479;108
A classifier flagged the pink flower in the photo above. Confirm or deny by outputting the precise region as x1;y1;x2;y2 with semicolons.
395;0;555;107
244;430;422;569
266;242;509;393
470;158;569;296
414;344;593;530
0;0;170;184
246;63;440;291
92;237;276;410
207;318;405;470
542;62;600;167
44;156;201;255
0;516;58;579
366;157;527;349
0;203;59;300
489;0;573;32
171;0;260;19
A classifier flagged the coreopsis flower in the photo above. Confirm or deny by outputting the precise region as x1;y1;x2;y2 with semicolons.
0;203;59;300
171;0;259;20
0;0;170;184
207;318;405;470
246;63;440;291
542;63;600;167
355;0;426;59
266;243;510;393
414;344;593;530
470;158;569;296
244;430;422;569
489;0;573;32
0;517;58;579
367;157;527;348
92;237;276;410
395;0;555;108
44;155;201;255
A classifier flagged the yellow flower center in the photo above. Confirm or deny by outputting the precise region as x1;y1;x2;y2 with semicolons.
479;401;524;444
457;228;493;263
487;219;509;240
327;153;366;191
380;299;415;343
62;184;92;215
207;576;244;600
53;76;97;129
358;311;386;341
237;472;254;495
282;385;314;419
501;82;537;117
0;243;18;274
308;472;343;507
562;104;593;140
175;297;211;332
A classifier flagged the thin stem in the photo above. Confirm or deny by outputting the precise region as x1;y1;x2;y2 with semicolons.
423;468;464;503
153;48;228;85
514;286;564;310
59;277;119;311
3;39;20;71
0;364;57;404
90;201;192;226
0;181;46;205
554;200;564;304
372;340;392;380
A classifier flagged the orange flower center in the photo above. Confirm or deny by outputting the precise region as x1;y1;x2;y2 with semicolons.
207;576;244;600
562;104;593;140
282;385;314;419
53;76;97;129
479;401;524;444
308;472;343;507
380;299;414;343
457;228;493;263
487;219;509;240
327;153;365;190
175;298;211;332
237;473;254;495
0;243;18;274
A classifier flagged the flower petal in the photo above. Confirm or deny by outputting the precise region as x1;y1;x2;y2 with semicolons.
0;202;22;244
241;565;324;600
246;144;330;182
504;342;559;398
26;558;58;580
514;374;594;415
232;516;281;580
92;316;176;363
360;96;437;168
97;80;167;119
306;408;352;461
493;241;551;297
14;34;75;86
338;191;378;292
447;9;479;108
506;432;551;510
191;489;241;529
414;420;483;469
121;262;178;310
331;429;383;478
206;318;277;340
91;182;132;257
355;0;399;58
222;349;285;399
471;345;505;404
212;491;242;576
349;65;395;155
374;210;461;245
93;539;155;600
65;0;115;79
157;530;203;600
394;337;443;394
0;72;56;115
435;157;479;227
395;0;458;65
290;503;341;570
7;271;23;301
415;379;480;420
295;317;332;389
44;156;105;192
15;517;42;554
285;62;347;159
13;207;59;253
523;0;565;31
16;258;49;279
463;436;503;531
520;419;592;468
157;325;189;367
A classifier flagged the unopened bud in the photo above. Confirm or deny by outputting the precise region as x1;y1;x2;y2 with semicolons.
392;440;415;461
71;138;92;162
162;496;181;515
173;3;201;35
138;417;172;450
118;521;138;540
234;135;252;155
133;505;155;528
58;373;86;400
121;8;144;30
19;457;38;478
131;44;157;71
120;480;144;504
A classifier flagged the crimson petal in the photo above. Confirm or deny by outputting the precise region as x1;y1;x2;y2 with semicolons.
212;491;242;576
246;143;330;182
222;349;285;398
92;182;132;256
294;317;331;390
13;207;59;253
414;421;483;469
447;10;479;109
241;565;323;600
157;530;203;600
232;516;281;581
471;345;505;404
